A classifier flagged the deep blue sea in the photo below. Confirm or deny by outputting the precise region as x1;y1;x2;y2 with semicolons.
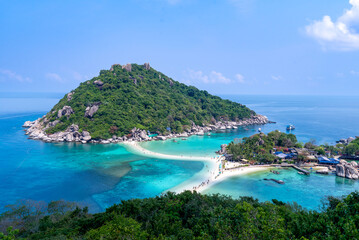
1;94;359;212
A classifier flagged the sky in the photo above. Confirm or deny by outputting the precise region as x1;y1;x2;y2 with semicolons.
1;0;359;95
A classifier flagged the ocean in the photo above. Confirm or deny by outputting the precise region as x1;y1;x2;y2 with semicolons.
1;94;359;212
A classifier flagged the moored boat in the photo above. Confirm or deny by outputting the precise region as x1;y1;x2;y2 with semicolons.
286;124;295;131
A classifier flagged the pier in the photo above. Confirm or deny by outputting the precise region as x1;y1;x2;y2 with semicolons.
280;164;310;175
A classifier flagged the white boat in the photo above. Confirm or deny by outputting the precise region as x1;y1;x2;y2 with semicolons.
286;125;295;131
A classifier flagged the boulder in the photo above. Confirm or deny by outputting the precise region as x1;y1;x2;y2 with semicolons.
336;160;359;180
139;130;147;139
82;136;92;141
94;80;104;86
122;64;132;72
336;164;346;178
67;124;79;132
67;92;74;101
144;63;150;70
48;120;60;128
57;106;74;118
65;133;74;142
217;144;227;155
157;136;167;141
84;103;100;118
23;121;34;127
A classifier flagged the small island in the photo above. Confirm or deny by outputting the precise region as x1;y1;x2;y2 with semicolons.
23;63;268;144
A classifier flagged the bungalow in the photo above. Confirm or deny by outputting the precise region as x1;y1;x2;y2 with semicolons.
318;156;340;165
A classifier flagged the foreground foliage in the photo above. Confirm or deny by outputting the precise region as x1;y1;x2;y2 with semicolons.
1;191;359;239
45;64;254;139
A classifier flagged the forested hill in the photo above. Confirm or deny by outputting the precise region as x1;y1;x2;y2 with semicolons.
42;63;255;139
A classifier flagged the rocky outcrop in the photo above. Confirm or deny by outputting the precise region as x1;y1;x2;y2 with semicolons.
67;92;74;101
217;144;227;155
57;106;74;118
144;63;150;70
23;114;269;144
48;120;60;128
336;160;359;180
94;80;104;87
110;64;121;71
122;64;132;72
84;103;100;118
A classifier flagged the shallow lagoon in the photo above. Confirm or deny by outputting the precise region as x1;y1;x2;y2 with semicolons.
203;168;359;210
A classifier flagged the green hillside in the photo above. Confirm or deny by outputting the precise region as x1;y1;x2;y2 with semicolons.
44;63;255;139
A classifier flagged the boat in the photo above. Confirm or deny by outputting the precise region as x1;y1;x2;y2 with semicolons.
286;125;295;131
270;170;280;174
258;128;262;132
263;178;284;184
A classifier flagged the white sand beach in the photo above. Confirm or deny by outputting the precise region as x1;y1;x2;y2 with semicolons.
121;141;273;194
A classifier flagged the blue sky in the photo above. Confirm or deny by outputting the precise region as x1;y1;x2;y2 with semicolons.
1;0;359;95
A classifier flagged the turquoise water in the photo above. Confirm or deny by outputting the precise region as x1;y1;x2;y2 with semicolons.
141;95;359;157
0;105;203;212
1;94;359;211
203;168;359;210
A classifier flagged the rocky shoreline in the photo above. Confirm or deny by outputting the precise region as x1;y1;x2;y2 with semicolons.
23;115;268;144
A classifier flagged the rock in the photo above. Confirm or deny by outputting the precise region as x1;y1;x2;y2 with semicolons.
336;160;359;180
23;121;34;127
122;63;132;72
316;169;329;175
57;106;74;118
157;136;167;141
84;103;100;118
336;164;346;178
94;80;104;86
110;64;121;71
67;92;74;101
65;133;74;142
82;136;92;141
144;63;150;70
139;130;147;139
217;144;227;155
82;131;90;137
48;120;60;128
67;124;79;132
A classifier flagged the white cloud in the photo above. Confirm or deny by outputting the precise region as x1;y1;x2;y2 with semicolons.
73;72;89;82
0;69;32;82
46;73;64;83
187;70;232;84
235;73;245;83
350;70;359;75
305;0;359;51
271;75;282;81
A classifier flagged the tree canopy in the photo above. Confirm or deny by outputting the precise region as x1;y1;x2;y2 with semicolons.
43;64;255;139
2;191;359;239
